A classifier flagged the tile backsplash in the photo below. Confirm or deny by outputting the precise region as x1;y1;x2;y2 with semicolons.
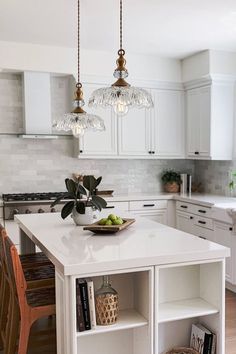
0;136;194;195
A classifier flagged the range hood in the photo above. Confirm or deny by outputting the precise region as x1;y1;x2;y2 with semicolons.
20;71;58;139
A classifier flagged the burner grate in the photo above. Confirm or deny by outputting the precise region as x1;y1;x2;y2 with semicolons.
2;192;69;202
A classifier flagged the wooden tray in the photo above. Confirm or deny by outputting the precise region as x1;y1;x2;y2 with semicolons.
83;218;135;234
165;348;199;354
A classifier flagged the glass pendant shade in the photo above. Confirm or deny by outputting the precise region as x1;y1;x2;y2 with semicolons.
53;0;105;138
88;2;154;117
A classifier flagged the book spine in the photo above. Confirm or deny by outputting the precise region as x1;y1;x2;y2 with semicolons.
76;280;85;332
203;334;213;354
87;280;96;329
211;334;216;354
79;281;91;330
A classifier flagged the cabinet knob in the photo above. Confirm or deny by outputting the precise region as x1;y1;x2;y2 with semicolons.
190;216;194;220
79;150;83;153
148;151;152;154
229;227;233;231
194;151;199;155
152;151;155;154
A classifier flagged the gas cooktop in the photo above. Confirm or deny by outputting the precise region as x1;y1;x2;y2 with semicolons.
2;192;69;202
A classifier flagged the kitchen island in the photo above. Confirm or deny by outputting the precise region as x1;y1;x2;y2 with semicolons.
15;212;229;354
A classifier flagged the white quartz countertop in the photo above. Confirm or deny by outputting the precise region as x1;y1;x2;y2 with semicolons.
15;212;229;276
103;193;173;202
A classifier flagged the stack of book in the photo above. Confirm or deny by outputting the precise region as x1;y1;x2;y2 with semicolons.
190;324;216;354
76;279;96;332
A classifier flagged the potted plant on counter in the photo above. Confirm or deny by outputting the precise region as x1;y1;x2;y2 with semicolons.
51;175;107;225
161;169;181;193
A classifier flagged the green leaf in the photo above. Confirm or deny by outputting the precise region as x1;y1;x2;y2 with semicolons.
76;201;85;214
83;175;97;193
94;176;102;188
61;201;74;219
77;184;87;196
92;195;107;209
65;178;77;196
90;199;102;211
50;193;71;207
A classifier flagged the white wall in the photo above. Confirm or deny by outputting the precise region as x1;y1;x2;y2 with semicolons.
181;50;210;82
0;40;182;83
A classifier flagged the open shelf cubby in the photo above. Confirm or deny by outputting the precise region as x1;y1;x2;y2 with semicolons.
156;261;224;354
76;268;153;354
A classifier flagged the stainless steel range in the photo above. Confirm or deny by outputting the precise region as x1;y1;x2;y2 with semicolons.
2;192;70;220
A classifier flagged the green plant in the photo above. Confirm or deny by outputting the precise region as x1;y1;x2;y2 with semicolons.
51;176;107;219
161;169;181;184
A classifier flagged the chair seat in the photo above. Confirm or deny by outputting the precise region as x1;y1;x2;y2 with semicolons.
20;252;53;268
26;287;55;307
23;264;55;282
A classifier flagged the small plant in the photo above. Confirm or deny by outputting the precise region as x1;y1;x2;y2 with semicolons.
161;169;181;184
51;175;107;219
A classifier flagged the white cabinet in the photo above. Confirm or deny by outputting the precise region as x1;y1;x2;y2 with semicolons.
118;89;185;159
176;211;195;234
186;80;234;160
77;84;118;158
152;89;185;158
214;221;235;284
130;200;168;225
118;108;151;157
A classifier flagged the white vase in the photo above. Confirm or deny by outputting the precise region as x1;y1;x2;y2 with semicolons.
72;207;98;226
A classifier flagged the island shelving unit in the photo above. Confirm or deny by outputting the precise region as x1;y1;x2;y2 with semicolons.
15;212;229;354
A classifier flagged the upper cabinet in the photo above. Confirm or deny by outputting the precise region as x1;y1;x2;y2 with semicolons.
117;89;185;159
186;79;235;160
78;84;118;157
152;89;185;158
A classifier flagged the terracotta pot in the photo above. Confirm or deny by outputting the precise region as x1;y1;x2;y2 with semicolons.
164;182;180;193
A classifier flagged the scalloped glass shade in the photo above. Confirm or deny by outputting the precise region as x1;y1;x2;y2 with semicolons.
53;113;105;138
89;85;154;116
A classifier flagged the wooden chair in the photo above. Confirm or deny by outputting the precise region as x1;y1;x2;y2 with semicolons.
4;231;56;354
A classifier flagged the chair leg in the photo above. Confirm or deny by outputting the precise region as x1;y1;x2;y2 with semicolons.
5;296;20;354
18;317;31;354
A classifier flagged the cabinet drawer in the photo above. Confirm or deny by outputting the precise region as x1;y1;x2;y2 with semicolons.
176;201;212;218
129;200;167;211
191;204;212;218
105;201;129;211
193;216;213;230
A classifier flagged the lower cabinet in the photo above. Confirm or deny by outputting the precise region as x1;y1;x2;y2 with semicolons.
130;200;168;225
214;221;235;284
156;261;224;354
73;261;224;354
75;267;154;354
176;211;195;234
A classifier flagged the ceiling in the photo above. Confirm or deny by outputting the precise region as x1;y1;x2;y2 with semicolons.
1;0;236;59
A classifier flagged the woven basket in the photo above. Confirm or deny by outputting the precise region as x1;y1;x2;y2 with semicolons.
164;182;180;193
165;348;199;354
95;293;118;325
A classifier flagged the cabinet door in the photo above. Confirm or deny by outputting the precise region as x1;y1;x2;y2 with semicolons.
199;87;211;156
214;221;233;283
152;90;185;158
187;89;200;156
118;107;151;156
176;211;195;234
78;84;117;157
187;87;211;158
133;210;167;225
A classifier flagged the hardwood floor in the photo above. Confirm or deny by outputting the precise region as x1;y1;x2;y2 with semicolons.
226;290;236;354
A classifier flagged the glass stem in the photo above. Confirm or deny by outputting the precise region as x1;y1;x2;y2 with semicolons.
103;275;110;287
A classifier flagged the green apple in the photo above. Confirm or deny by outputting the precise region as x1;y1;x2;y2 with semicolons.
108;214;117;222
113;218;123;225
105;219;113;226
99;218;107;225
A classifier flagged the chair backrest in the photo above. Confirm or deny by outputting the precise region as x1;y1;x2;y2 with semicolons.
2;228;27;303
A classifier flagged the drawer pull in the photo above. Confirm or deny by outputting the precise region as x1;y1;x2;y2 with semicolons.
105;206;115;209
143;204;155;207
198;220;206;225
180;205;188;209
229;227;233;231
198;209;206;213
190;216;194;220
199;236;206;240
194;151;199;155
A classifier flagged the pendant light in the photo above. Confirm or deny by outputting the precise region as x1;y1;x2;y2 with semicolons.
88;0;154;116
53;0;105;137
